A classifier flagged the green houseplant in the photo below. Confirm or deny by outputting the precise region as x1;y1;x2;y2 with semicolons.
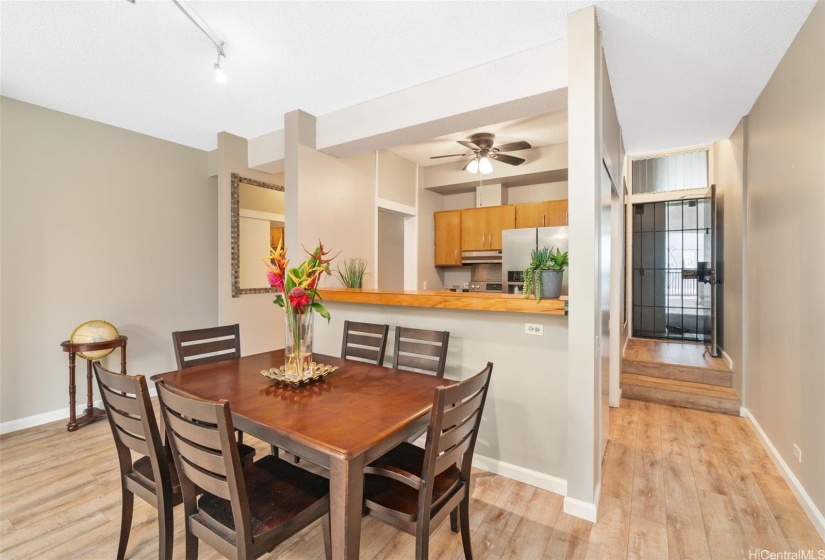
335;257;368;288
523;246;569;301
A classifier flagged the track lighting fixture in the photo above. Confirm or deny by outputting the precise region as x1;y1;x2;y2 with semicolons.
170;0;228;83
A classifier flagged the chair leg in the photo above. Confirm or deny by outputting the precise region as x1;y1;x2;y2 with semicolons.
116;486;134;560
236;429;244;444
293;455;300;464
415;519;430;560
271;445;280;457
184;519;199;560
322;514;332;560
450;507;459;533
459;494;473;560
157;497;174;560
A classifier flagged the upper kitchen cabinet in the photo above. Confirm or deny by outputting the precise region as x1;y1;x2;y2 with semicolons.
461;205;515;251
434;210;462;266
514;200;568;228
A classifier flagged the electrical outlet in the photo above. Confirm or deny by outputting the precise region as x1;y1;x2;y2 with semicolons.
525;323;543;336
423;281;428;291
463;282;469;289
793;444;802;463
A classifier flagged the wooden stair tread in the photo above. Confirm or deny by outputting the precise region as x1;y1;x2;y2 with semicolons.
622;356;731;374
621;373;739;400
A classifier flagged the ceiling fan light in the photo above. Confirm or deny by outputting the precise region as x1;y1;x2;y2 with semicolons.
478;156;494;174
466;158;480;174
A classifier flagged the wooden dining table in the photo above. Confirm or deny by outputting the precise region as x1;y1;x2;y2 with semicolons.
151;349;450;560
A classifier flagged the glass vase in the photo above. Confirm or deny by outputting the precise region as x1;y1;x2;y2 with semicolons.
284;310;314;382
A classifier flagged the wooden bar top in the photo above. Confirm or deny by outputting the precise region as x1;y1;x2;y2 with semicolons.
318;288;567;316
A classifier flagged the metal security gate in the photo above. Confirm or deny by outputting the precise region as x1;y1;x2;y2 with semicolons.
631;192;716;352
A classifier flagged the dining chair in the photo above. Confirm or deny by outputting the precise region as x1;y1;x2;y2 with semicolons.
155;380;332;560
392;327;450;377
94;364;258;560
172;323;258;448
172;324;241;370
362;362;494;560
340;320;390;365
93;363;181;560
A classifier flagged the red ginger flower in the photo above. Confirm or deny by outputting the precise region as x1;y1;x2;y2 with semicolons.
288;287;311;311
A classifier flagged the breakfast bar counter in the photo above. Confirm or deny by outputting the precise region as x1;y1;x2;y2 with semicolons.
318;287;567;316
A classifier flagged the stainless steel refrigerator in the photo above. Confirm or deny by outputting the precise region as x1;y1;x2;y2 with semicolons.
502;227;569;295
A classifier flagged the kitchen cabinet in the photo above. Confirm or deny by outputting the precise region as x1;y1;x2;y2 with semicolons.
461;205;515;251
514;200;568;228
434;210;462;265
270;227;284;248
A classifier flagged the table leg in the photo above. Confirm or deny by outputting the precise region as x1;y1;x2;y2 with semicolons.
66;351;78;432
329;454;365;560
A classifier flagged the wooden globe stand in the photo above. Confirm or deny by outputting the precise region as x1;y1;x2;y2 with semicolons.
60;336;128;432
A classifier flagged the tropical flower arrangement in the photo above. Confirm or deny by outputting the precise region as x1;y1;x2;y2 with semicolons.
265;239;336;321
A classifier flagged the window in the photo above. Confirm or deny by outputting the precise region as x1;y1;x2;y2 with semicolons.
631;149;708;194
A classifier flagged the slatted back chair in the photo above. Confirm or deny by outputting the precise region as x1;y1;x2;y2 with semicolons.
363;363;493;560
93;363;181;560
156;381;331;560
340;320;390;365
392;327;450;377
172;324;241;370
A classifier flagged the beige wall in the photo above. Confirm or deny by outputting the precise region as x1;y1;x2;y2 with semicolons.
416;188;444;290
377;149;416;207
216;133;285;356
566;6;605;515
314;302;569;484
745;0;825;516
507;182;568;204
0;97;216;423
297;146;376;288
712;118;746;396
377;211;405;289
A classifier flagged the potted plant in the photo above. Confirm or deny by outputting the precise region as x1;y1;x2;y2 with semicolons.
523;246;569;301
335;257;368;288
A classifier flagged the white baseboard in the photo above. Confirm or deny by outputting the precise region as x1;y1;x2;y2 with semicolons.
563;491;599;522
0;387;157;435
0;399;103;435
721;349;734;370
471;454;568;497
743;408;825;543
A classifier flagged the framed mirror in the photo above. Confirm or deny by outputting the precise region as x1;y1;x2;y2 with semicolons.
231;173;285;297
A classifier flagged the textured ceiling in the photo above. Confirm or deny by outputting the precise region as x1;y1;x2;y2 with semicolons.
0;1;816;155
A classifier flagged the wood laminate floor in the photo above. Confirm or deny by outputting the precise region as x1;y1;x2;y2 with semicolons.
1;399;822;559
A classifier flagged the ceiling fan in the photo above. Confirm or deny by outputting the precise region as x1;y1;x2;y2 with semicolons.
430;132;532;173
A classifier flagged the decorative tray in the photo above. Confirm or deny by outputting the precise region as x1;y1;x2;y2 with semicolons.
259;362;338;387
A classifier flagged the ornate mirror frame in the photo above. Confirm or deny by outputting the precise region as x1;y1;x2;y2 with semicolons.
231;173;285;297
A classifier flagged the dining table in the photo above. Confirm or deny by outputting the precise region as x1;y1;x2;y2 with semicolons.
151;349;451;560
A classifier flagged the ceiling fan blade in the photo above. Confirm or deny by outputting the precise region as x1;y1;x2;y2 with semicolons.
492;153;525;166
457;140;479;150
495;141;532;152
430;153;470;159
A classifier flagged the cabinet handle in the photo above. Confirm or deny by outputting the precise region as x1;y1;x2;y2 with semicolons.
454;249;457;263
488;232;492;247
542;215;546;227
481;234;484;248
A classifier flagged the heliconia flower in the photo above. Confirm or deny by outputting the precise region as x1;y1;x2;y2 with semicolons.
266;270;284;291
288;287;311;311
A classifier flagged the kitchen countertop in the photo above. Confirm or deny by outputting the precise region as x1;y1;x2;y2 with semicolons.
318;288;567;316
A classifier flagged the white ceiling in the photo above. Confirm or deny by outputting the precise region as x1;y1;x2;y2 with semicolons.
0;1;816;155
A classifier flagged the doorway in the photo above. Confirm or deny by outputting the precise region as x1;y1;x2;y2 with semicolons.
630;196;714;345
